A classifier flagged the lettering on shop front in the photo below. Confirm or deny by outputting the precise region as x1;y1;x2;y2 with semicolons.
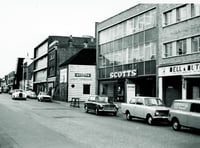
75;73;91;77
170;63;200;73
110;70;137;78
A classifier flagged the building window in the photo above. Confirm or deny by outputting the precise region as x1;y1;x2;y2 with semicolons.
191;36;200;53
83;84;90;94
176;5;187;22
164;11;172;25
177;39;186;55
164;42;172;57
191;4;200;17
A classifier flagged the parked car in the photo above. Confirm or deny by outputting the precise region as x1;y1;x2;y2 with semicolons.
26;90;37;99
121;96;169;125
168;99;200;131
84;95;118;116
37;91;52;102
11;89;27;100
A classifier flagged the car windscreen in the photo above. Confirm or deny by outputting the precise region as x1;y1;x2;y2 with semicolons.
144;98;163;106
96;96;108;103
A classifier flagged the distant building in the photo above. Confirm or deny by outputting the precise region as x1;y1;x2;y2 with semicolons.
22;58;34;90
7;71;15;91
15;58;24;89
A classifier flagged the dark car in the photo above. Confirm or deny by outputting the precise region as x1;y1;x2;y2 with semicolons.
84;95;118;116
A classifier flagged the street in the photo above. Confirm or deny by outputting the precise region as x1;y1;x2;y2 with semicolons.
0;94;199;148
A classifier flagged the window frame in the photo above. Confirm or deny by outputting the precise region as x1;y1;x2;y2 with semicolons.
83;84;90;95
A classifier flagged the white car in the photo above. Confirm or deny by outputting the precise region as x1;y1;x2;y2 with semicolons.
121;96;169;125
26;90;37;99
37;91;52;102
169;99;200;131
11;89;27;100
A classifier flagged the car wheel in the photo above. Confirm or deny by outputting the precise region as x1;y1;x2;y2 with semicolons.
95;108;99;115
113;112;117;116
172;119;181;131
84;106;88;113
126;112;132;120
147;115;153;125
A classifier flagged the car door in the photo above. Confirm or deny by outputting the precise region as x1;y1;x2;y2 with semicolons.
135;98;145;118
188;103;200;129
87;96;95;110
129;98;137;117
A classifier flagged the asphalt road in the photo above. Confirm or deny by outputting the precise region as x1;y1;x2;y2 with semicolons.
0;93;199;148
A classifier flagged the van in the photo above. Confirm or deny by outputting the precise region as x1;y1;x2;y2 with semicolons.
169;99;200;131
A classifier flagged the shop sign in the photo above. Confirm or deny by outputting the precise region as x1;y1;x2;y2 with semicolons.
159;63;200;76
75;73;91;77
110;69;137;78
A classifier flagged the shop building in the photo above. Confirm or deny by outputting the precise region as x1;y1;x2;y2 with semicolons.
158;4;200;106
96;4;158;103
59;48;96;102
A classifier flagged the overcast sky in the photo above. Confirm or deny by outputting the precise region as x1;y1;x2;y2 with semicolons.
0;0;196;78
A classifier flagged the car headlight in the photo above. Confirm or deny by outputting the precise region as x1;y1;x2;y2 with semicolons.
155;111;160;116
99;105;103;109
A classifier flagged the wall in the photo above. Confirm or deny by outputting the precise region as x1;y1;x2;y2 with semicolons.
68;65;96;101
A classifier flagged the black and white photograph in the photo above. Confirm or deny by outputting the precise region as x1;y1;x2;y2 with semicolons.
0;0;200;148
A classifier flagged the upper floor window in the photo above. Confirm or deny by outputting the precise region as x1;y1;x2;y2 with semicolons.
191;36;200;53
177;39;187;55
163;4;200;26
191;4;200;17
164;42;172;57
164;11;172;25
176;5;187;22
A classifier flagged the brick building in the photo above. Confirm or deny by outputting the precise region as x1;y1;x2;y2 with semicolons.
158;4;200;106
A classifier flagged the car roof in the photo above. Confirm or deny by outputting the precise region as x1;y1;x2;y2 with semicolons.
131;96;159;99
174;99;200;104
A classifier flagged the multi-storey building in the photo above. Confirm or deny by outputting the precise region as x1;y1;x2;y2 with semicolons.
96;4;158;103
22;58;34;91
47;35;95;101
96;3;200;105
7;71;15;91
158;4;200;106
33;35;96;100
33;39;48;94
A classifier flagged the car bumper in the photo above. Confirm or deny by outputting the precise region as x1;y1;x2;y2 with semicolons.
153;116;169;122
98;108;118;113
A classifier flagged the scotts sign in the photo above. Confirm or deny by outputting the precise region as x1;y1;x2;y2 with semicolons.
110;69;137;78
